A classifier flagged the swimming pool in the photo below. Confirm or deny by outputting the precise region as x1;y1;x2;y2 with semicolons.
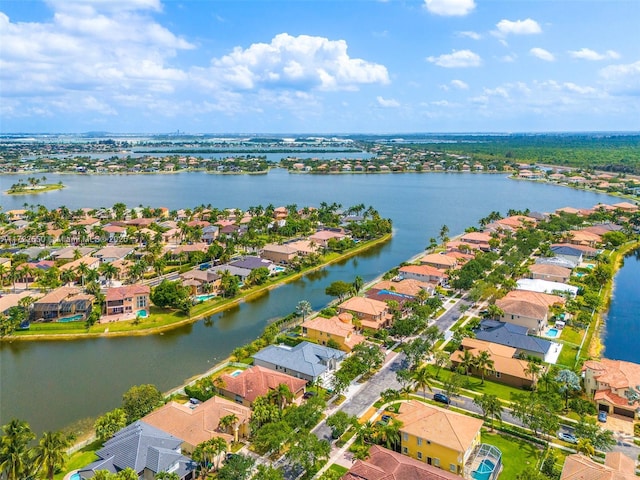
70;473;81;480
58;314;84;323
230;369;243;377
377;289;411;299
273;266;286;273
546;328;559;338
472;459;495;480
195;294;216;302
137;310;148;318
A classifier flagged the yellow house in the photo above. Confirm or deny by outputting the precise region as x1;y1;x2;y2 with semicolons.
301;312;366;352
396;400;483;475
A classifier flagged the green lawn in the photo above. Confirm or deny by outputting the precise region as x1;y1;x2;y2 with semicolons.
556;344;579;369
426;366;528;403
559;327;584;345
55;440;101;480
328;464;349;475
481;431;542;480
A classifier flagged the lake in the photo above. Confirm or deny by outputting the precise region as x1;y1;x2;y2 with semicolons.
601;249;640;363
0;169;621;434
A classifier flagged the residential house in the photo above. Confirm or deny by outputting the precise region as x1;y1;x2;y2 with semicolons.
229;256;277;274
367;279;434;298
214;264;252;282
0;291;42;316
342;445;462;480
252;341;345;383
31;286;94;322
77;421;194;480
58;255;101;275
301;312;366;352
474;320;556;363
453;338;539;388
567;230;602;247
528;264;572;283
309;229;346;248
51;246;95;261
611;202;639;213
201;225;219;244
560;453;637;480
180;269;221;295
535;256;579;270
550;245;584;266
102;225;128;243
399;265;448;285
397;400;484;475
94;246;135;263
421;253;458;270
516;278;578;298
552;242;598;259
218;365;307;407
582;359;640;419
495;290;565;335
104;284;151;317
261;243;299;264
337;296;392;330
142;396;251;452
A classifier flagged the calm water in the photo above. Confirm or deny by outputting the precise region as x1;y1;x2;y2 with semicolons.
0;170;620;433
602;250;640;363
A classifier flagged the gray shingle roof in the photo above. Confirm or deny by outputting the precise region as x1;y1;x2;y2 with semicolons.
474;319;552;355
252;341;345;377
230;256;273;270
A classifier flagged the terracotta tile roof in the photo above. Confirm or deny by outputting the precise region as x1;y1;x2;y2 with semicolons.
343;445;461;480
105;284;150;302
339;296;388;317
528;264;572;278
460;232;492;243
310;230;345;241
561;453;637;480
499;290;565;308
35;286;91;304
399;265;448;278
450;338;532;381
59;256;101;272
421;253;458;268
220;366;307;404
369;279;430;297
301;314;366;349
584;359;640;392
396;401;483;453
142;396;250;446
494;298;548;320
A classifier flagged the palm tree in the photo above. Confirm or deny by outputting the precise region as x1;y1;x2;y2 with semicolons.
458;349;476;376
374;419;402;450
0;419;36;480
524;362;542;389
474;350;495;385
99;262;118;287
76;262;90;287
33;430;72;480
357;421;376;444
295;300;312;321
411;365;434;398
268;384;294;411
155;472;180;480
218;414;239;442
576;438;595;457
209;437;227;471
473;394;503;431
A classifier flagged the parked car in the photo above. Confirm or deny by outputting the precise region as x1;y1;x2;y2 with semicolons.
598;411;607;422
434;393;451;405
303;391;317;399
558;432;577;444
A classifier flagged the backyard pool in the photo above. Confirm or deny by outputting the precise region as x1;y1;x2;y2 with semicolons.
230;369;243;377
273;266;286;273
377;289;412;299
137;310;148;318
195;294;216;302
70;473;81;480
546;328;559;338
58;314;84;323
472;459;496;480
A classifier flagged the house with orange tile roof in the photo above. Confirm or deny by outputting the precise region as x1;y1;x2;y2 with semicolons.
58;255;101;273
460;231;493;245
104;284;151;317
309;229;346;248
218;365;307;407
301;312;366;352
261;243;299;264
611;202;639;213
421;253;458;270
396;400;484;475
337;296;392;330
528;264;572;283
560;452;637;480
342;445;462;480
368;279;434;298
566;230;602;247
142;396;251;452
31;286;94;322
495;290;565;335
582;359;640;419
450;338;537;388
399;265;448;285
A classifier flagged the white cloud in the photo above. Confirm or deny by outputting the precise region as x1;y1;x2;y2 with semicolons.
530;48;555;62
427;50;481;68
210;33;390;91
424;0;475;16
450;79;469;89
569;48;620;61
499;54;518;63
457;31;482;40
377;96;400;107
599;61;640;95
494;18;542;36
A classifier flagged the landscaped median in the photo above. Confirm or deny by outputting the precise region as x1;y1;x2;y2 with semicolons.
6;233;392;341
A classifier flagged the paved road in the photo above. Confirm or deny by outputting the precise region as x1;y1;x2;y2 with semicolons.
434;297;473;334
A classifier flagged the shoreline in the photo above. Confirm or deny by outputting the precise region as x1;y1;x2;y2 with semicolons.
3;233;392;342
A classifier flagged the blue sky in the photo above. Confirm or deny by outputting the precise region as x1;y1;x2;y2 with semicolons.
1;0;639;134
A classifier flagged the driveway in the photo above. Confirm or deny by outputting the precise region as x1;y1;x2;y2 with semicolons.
434;296;473;334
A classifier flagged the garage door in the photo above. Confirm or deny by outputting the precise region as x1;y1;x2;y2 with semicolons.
598;404;609;412
613;406;634;418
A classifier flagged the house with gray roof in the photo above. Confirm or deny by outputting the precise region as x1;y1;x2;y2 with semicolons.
214;264;252;281
252;341;345;383
229;255;277;274
535;256;578;269
474;319;557;363
550;245;584;266
78;421;195;479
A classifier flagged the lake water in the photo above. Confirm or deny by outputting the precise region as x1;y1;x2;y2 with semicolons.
601;250;640;363
0;170;621;434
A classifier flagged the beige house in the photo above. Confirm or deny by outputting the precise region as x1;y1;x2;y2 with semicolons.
399;265;448;285
528;264;572;283
582;359;640;419
337;296;391;330
421;253;458;270
561;453;637;480
495;290;565;335
261;243;299;264
104;284;150;317
301;312;365;352
218;365;307;407
142;396;251;453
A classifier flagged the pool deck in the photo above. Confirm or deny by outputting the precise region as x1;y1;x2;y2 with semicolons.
99;312;140;323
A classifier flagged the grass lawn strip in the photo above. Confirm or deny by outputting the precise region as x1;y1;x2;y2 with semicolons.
481;431;543;480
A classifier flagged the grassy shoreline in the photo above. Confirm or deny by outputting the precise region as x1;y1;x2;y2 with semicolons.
5;233;392;342
586;240;640;360
4;183;65;194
